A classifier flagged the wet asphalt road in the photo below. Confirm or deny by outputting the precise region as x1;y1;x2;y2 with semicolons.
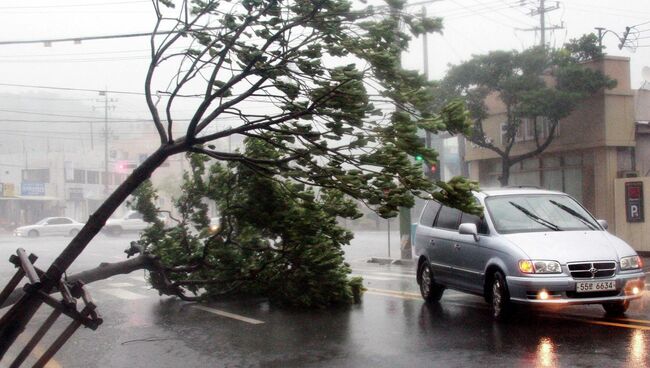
0;232;649;367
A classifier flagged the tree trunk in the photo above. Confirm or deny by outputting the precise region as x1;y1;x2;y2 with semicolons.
499;159;511;187
1;255;152;309
0;143;182;357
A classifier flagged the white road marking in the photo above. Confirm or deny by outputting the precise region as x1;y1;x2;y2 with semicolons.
371;272;414;279
107;282;134;288
351;274;397;281
192;305;264;325
99;288;148;300
351;267;415;276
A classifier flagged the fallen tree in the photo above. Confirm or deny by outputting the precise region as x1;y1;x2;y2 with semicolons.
0;0;480;355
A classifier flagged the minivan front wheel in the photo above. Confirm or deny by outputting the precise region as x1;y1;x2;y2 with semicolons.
419;262;444;303
602;301;629;316
490;271;512;320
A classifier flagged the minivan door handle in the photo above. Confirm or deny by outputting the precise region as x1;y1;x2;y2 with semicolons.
453;243;461;250
429;239;436;246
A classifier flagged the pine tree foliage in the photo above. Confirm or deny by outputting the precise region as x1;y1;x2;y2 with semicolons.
131;139;367;307
142;0;480;216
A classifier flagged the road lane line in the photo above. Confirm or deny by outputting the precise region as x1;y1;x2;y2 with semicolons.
366;288;650;330
609;317;650;325
364;289;485;307
366;290;420;300
352;268;415;276
352;274;399;281
574;318;650;331
370;272;414;279
366;288;420;298
366;287;469;300
192;305;264;325
99;288;148;300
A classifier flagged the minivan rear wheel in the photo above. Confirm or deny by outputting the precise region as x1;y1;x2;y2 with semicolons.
602;301;629;316
490;271;512;320
419;262;444;303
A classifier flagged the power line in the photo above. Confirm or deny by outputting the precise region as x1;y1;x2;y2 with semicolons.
0;56;152;64
0;0;148;10
0;47;185;59
0;82;145;96
0;27;224;46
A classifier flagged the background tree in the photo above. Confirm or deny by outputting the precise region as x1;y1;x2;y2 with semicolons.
436;34;616;186
0;0;479;352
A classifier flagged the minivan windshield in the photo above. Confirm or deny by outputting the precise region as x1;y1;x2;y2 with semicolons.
485;194;601;234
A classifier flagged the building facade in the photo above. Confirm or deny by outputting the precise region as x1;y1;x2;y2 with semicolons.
465;56;637;234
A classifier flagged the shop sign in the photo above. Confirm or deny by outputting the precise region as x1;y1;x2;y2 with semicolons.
625;181;644;223
21;182;45;196
0;183;15;197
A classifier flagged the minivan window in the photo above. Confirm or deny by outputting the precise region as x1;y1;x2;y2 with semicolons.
420;201;441;227
485;194;601;234
435;206;461;230
460;212;489;234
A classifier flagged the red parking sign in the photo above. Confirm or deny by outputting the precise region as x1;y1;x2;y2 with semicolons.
625;182;644;223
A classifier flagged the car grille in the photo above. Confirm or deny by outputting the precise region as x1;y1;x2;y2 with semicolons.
568;261;616;279
565;290;621;299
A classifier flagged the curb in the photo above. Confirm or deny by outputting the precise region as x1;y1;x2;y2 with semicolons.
367;257;415;267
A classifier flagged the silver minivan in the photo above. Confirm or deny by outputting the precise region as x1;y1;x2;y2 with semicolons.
414;188;646;319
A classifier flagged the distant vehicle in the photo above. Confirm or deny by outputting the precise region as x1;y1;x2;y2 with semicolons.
103;210;167;236
14;217;85;238
414;188;646;319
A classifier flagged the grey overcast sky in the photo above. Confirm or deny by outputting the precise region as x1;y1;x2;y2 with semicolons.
0;0;649;114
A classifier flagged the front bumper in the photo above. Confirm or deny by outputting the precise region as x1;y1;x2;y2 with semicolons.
507;271;646;305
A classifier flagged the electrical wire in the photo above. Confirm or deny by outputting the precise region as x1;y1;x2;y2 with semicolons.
0;27;224;46
0;82;146;96
0;1;149;10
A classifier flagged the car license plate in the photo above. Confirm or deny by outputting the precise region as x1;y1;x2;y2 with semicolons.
576;280;616;293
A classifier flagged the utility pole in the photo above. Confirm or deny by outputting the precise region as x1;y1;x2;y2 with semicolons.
95;91;116;195
394;0;441;260
519;0;563;47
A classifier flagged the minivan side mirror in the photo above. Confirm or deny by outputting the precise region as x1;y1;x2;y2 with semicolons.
459;223;479;242
597;219;608;230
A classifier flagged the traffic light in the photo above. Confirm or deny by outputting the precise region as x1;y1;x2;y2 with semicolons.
415;154;424;161
424;161;439;180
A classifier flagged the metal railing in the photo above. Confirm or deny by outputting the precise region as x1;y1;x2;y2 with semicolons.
0;249;102;368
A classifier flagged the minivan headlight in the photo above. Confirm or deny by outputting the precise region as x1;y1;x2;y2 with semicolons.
519;260;561;274
620;256;642;270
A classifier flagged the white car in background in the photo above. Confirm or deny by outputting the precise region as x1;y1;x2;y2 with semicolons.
104;210;168;236
14;217;85;238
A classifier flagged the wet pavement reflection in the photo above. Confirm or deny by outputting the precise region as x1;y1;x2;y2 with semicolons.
1;234;649;367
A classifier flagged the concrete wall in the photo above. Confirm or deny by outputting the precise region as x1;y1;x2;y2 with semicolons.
614;177;650;253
